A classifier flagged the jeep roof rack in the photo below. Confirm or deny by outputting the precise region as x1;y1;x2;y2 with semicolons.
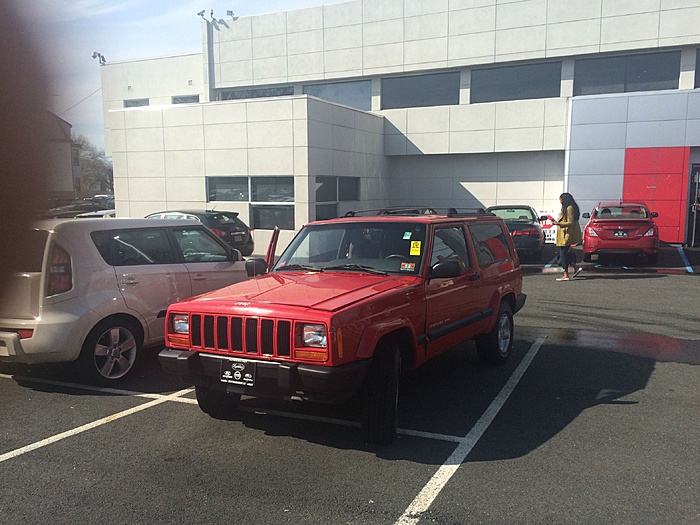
343;207;490;217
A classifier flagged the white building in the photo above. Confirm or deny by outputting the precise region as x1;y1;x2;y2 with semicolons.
100;0;700;249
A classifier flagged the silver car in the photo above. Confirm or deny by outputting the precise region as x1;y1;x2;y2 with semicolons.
0;218;249;384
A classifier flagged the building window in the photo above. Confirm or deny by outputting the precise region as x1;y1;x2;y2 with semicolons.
172;95;199;104
471;62;561;103
315;203;338;221
251;176;294;202
123;98;149;108
338;177;360;201
381;71;460;109
251;205;295;230
72;148;80;167
303;80;371;111
207;177;249;202
218;86;294;100
574;50;681;96
316;176;360;203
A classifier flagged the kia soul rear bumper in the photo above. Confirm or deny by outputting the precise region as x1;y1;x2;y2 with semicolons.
159;348;372;404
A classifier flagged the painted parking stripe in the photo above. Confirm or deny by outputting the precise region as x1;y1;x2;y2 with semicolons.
394;335;547;525
678;246;694;273
0;387;193;464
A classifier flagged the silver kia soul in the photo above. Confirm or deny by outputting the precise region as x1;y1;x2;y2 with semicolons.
0;218;249;384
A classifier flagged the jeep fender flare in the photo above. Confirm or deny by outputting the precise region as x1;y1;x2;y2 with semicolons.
356;317;418;362
484;286;517;333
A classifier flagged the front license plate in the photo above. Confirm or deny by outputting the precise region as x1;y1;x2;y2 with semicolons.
220;358;255;386
613;231;628;237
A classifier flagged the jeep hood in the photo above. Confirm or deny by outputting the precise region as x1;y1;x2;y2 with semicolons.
184;271;418;312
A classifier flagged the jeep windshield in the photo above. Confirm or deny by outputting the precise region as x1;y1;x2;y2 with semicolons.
274;221;427;275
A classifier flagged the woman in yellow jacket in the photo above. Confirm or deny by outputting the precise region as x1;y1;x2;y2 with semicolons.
553;192;583;281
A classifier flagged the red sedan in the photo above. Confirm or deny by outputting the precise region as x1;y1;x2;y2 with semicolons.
582;201;659;264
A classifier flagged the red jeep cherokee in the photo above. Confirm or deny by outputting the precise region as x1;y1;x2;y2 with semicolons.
159;209;526;443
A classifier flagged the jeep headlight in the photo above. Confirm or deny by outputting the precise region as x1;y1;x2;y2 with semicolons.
172;314;189;334
301;324;327;348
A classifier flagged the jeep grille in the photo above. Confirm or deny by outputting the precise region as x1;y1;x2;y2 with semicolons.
190;314;292;357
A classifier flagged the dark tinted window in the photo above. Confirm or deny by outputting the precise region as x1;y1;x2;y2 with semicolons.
316;203;338;221
251;205;295;230
574;51;681;96
303;80;371;110
338;177;359;201
251;177;294;202
468;223;511;266
207;213;247;230
218;86;294;100
430;226;471;270
171;228;229;262
316;176;337;202
92;229;176;266
172;95;199;104
471;62;561;103
123;98;149;108
382;71;460;109
207;177;249;202
696;50;700;89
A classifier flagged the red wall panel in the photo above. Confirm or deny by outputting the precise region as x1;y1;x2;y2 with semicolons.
623;147;689;244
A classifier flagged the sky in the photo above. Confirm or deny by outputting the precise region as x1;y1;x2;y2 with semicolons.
18;0;348;150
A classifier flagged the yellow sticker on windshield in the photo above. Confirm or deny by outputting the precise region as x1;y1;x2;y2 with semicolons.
409;240;421;256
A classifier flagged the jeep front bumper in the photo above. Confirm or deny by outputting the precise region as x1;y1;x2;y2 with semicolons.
159;348;372;404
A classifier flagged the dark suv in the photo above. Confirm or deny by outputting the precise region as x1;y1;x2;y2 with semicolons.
145;210;254;256
159;209;526;443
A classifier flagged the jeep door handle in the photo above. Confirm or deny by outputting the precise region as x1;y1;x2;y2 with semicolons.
121;276;139;285
469;274;481;281
192;274;207;281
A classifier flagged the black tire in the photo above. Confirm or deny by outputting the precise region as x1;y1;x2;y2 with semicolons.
77;317;142;384
476;302;513;366
195;385;241;418
361;343;401;445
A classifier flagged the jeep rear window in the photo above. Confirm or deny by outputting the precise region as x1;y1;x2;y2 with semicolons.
275;222;427;275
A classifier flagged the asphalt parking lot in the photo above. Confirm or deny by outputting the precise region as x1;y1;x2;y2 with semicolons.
1;247;699;525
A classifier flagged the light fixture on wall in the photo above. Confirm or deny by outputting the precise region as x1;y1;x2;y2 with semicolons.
91;51;106;65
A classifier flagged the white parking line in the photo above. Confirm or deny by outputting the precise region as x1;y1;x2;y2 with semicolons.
0;387;193;464
1;333;547;469
394;335;547;525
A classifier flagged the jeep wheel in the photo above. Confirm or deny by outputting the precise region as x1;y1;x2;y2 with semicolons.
77;317;142;384
476;302;513;366
195;385;241;418
361;343;401;444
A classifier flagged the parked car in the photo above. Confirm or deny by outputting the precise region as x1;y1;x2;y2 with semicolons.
159;209;526;444
0;218;249;384
39;199;112;219
486;205;546;261
75;209;116;218
582;201;659;264
145;210;254;256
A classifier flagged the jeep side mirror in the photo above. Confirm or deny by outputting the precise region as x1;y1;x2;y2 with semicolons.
430;259;462;279
582;212;590;218
245;257;268;277
539;216;549;221
651;212;658;218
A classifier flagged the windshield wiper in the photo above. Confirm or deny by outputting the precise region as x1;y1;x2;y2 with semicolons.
321;264;388;276
274;263;321;272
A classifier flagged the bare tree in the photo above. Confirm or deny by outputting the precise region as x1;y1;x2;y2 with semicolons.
74;134;113;192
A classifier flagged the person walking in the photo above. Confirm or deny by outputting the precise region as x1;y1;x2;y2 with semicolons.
552;192;583;281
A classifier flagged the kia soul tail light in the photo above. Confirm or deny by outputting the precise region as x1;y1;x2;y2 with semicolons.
46;243;72;296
